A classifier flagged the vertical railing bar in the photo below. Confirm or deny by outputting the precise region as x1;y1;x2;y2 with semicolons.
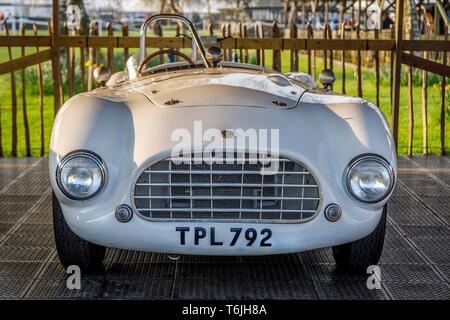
33;23;45;156
391;0;405;151
64;23;71;98
440;24;448;156
176;22;183;63
4;23;17;157
422;23;430;155
272;21;281;72
50;2;61;115
156;23;164;65
328;24;334;90
221;24;227;61
0;19;4;156
123;23;129;65
375;27;380;107
390;24;395;104
307;23;312;76
407;27;414;156
290;22;295;72
341;23;346;94
95;22;100;71
207;22;213;37
243;24;248;63
324;24;328;69
260;22;265;67
294;23;298;71
70;27;76;97
254;24;260;66
21;24;31;157
79;27;86;92
50;19;63;106
356;23;362;97
239;22;243;62
107;22;114;73
227;23;232;63
88;22;94;91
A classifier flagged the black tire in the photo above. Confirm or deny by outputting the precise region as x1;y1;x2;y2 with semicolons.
332;204;387;273
53;192;105;272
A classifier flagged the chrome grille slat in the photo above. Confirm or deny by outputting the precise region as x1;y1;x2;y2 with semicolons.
144;170;311;175
133;152;321;223
259;174;264;220
189;160;193;219
134;195;320;200
135;208;317;213
301;166;306;220
239;161;244;219
169;160;173;219
136;183;318;187
280;161;285;220
167;157;292;162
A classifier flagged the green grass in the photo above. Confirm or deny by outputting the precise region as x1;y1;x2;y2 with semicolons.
0;45;448;157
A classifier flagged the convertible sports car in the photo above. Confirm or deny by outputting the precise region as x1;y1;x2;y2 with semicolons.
50;15;396;273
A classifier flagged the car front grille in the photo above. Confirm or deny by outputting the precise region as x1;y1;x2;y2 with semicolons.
132;152;321;223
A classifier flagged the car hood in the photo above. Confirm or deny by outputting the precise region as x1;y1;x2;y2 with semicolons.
109;68;309;109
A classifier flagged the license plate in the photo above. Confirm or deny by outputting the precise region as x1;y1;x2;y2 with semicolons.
175;227;272;247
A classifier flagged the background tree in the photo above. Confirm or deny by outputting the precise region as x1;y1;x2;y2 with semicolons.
63;0;89;33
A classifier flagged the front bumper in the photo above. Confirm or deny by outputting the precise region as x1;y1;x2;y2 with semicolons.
56;187;384;255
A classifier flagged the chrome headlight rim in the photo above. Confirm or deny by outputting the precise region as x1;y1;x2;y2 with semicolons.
56;150;106;200
345;154;395;204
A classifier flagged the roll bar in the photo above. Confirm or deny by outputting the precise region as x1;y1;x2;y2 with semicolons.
139;14;211;68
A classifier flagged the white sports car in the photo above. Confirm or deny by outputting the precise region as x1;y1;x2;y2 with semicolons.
50;15;396;273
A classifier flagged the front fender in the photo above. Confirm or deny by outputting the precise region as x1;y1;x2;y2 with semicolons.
49;93;139;210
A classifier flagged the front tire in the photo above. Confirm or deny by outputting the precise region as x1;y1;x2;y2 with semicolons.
332;204;387;273
53;192;105;272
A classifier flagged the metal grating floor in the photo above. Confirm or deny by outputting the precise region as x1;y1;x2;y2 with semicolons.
0;156;448;300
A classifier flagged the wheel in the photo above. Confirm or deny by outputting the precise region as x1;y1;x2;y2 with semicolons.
52;192;105;272
332;204;387;273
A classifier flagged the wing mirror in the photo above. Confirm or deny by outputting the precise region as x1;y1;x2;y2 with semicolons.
206;46;223;67
93;66;111;87
319;69;335;90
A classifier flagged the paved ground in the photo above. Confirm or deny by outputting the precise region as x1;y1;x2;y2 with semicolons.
0;156;448;300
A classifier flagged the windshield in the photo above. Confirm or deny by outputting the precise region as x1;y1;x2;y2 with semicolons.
139;14;210;72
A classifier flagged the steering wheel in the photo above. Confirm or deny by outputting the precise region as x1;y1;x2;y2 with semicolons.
138;49;194;74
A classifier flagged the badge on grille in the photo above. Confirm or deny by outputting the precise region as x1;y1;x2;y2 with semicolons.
221;129;234;139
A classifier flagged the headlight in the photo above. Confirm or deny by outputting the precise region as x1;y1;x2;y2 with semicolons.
56;151;105;200
345;155;394;203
